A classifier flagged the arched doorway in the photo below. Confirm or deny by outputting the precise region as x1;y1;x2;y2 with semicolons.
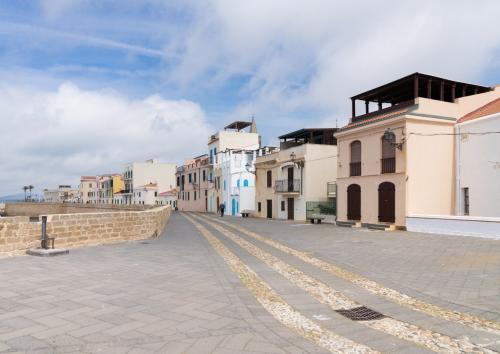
232;199;236;216
347;184;361;220
378;182;395;223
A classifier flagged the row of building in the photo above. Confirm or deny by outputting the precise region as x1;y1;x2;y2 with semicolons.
44;72;499;237
175;72;500;237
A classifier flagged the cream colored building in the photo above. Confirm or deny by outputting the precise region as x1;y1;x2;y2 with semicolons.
79;176;96;204
43;185;79;203
254;129;337;221
335;73;498;228
122;158;176;205
134;183;158;205
157;188;177;208
207;120;260;213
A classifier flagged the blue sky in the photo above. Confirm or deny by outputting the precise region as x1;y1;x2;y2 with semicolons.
0;0;499;196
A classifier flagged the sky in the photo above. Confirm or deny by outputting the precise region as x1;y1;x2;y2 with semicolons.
0;0;499;196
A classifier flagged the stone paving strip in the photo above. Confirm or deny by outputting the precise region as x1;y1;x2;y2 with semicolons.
200;213;500;336
182;214;378;354
192;213;494;354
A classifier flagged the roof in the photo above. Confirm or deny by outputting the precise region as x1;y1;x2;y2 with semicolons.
158;189;177;196
224;121;252;131
339;108;410;131
137;183;157;189
457;97;500;124
278;128;338;140
352;72;492;104
80;176;96;180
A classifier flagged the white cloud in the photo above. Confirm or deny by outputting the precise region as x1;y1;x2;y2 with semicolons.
0;82;212;196
166;0;500;125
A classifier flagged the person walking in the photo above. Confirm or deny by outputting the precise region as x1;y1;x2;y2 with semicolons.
219;203;225;217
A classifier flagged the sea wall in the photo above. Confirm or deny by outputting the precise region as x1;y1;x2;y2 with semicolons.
0;206;171;257
5;202;151;217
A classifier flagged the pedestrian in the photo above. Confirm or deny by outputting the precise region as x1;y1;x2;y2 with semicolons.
219;203;225;217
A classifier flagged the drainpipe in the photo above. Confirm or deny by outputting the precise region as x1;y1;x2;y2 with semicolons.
456;125;461;215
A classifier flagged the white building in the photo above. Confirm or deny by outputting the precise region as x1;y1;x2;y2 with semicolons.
157;189;177;208
218;150;258;216
455;97;500;217
122;158;176;205
207;120;260;213
133;183;158;205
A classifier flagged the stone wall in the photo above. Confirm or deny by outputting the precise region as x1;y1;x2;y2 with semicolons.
0;206;171;257
5;202;152;217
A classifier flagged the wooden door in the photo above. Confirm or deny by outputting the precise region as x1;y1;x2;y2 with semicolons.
266;199;273;219
378;182;395;223
287;198;294;220
347;184;361;220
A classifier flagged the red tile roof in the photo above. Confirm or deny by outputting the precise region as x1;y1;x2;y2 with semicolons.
340;108;408;131
457;97;500;124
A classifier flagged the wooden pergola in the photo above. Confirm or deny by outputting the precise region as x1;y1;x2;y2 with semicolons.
350;73;492;120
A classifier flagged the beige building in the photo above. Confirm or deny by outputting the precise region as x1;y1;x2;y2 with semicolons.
79;176;96;204
44;185;79;203
176;155;210;212
157;188;177;208
122;158;176;205
335;73;498;228
254;129;337;221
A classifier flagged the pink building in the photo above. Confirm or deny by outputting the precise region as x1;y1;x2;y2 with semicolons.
176;154;210;212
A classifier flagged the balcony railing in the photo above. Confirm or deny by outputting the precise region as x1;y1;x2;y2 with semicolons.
350;162;361;176
274;179;300;193
381;157;396;174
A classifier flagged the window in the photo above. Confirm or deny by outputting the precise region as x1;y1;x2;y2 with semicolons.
194;191;197;200
267;170;272;188
203;170;206;181
154;192;157;197
237;179;240;188
188;174;192;183
281;201;285;211
176;177;180;187
187;192;190;200
205;190;207;196
381;134;396;174
462;187;469;216
243;179;249;187
258;202;262;212
223;180;226;191
194;172;197;183
350;140;362;176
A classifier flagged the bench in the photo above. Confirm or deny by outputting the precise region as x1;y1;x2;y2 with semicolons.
309;214;325;224
240;210;254;218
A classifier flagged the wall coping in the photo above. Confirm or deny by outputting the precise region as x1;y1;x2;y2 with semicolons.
407;214;500;223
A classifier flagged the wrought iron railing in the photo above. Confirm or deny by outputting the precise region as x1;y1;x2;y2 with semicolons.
381;157;396;173
274;179;300;193
350;162;361;176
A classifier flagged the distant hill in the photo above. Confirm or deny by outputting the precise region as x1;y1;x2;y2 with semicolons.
0;193;25;202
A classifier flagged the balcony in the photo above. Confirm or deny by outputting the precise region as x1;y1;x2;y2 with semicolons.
350;162;361;176
381;157;396;174
274;179;300;194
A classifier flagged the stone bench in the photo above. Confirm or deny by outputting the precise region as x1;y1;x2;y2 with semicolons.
241;210;254;218
309;214;325;224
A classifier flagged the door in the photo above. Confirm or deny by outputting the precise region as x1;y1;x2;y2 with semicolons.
231;198;236;216
378;182;395;223
287;167;294;192
287;198;294;220
266;199;272;218
347;184;361;220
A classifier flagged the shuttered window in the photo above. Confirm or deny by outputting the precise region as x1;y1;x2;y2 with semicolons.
350;141;361;163
382;136;395;158
267;170;272;188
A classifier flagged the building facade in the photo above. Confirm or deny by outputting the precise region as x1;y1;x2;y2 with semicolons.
207;120;260;213
254;129;337;221
157;189;177;208
122;158;176;205
79;176;96;204
335;73;498;227
176;155;210;212
44;185;79;203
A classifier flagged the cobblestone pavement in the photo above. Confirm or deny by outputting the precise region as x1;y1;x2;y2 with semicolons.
0;212;499;353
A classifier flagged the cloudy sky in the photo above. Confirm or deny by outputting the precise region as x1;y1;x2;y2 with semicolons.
0;0;499;196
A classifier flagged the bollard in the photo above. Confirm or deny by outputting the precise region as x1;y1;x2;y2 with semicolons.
41;216;47;249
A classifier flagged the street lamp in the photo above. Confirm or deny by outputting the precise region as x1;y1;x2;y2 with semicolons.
383;129;405;151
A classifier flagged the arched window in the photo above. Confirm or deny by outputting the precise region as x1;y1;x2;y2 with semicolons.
237;179;240;188
381;134;396;173
350;141;361;176
243;179;249;187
